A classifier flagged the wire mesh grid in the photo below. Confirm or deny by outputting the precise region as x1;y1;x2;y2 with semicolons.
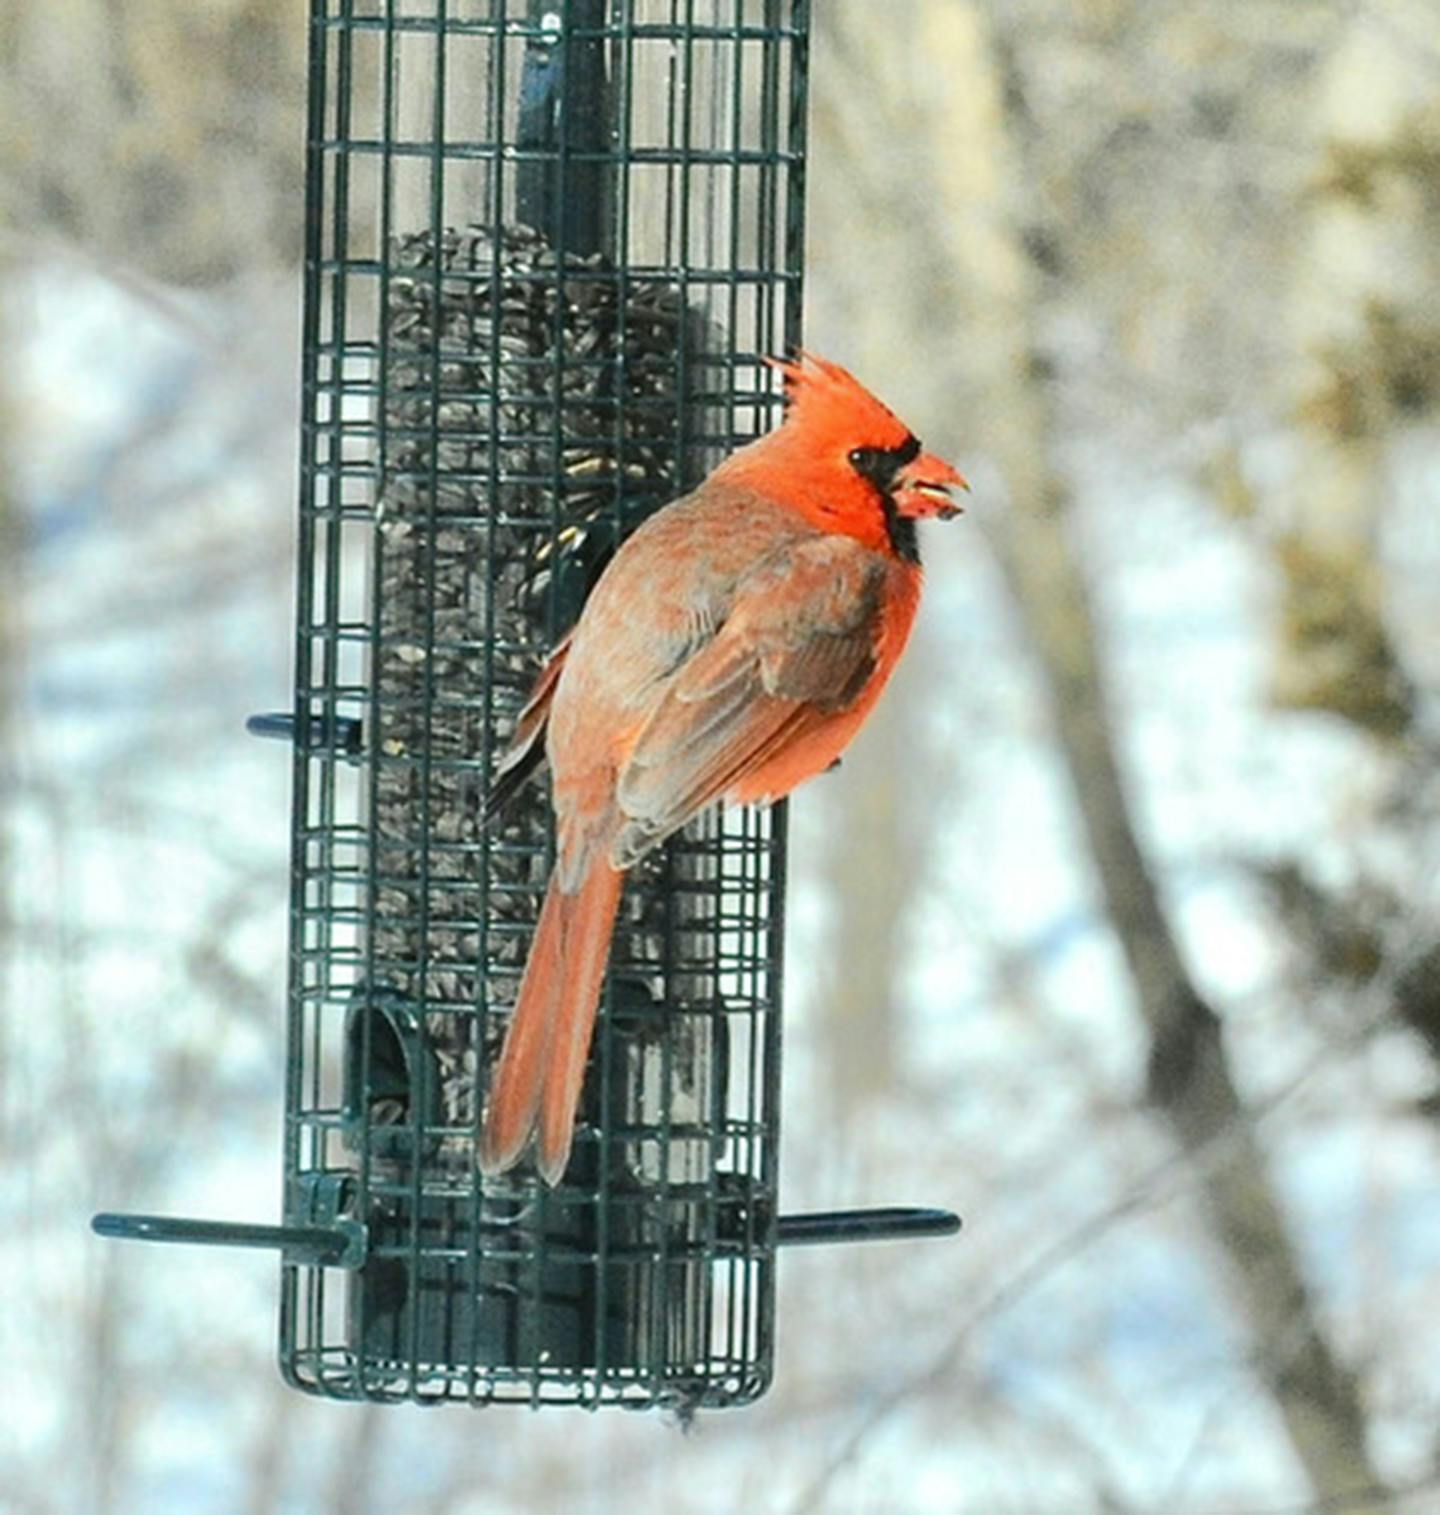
281;0;809;1409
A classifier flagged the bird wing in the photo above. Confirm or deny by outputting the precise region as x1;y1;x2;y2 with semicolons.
483;630;573;823
612;534;889;865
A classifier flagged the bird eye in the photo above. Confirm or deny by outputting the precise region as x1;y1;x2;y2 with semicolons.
848;447;870;469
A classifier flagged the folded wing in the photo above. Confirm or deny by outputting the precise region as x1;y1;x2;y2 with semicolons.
613;534;889;866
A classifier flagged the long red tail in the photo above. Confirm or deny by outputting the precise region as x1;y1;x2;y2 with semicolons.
478;858;624;1185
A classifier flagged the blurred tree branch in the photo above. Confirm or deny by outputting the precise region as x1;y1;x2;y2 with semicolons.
1249;2;1440;1130
785;963;1415;1513
1260;860;1440;1123
806;1;1391;1505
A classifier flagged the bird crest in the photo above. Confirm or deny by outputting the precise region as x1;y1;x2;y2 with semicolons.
766;349;914;452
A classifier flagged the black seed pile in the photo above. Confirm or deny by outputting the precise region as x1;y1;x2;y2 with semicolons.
361;221;720;1173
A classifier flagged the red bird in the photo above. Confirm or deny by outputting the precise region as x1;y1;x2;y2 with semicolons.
479;352;966;1184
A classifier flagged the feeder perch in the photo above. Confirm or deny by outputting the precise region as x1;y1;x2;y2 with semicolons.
94;0;959;1413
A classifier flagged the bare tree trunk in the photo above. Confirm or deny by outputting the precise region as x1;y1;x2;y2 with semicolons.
814;2;1389;1505
934;7;1387;1503
994;502;1386;1507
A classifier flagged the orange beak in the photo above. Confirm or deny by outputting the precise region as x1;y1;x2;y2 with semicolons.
893;450;970;519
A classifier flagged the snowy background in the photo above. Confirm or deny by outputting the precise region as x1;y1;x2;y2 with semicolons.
4;2;1440;1512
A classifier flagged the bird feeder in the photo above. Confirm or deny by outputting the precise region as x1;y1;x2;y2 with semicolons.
94;0;958;1413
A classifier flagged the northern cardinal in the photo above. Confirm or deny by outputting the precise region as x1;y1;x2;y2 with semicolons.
479;352;966;1184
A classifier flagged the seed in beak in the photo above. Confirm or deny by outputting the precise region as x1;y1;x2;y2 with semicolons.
912;481;964;515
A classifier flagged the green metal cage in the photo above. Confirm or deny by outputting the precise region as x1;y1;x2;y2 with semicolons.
286;0;804;1411
93;0;957;1417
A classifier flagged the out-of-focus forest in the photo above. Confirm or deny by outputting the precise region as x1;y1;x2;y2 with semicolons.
4;1;1439;1511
